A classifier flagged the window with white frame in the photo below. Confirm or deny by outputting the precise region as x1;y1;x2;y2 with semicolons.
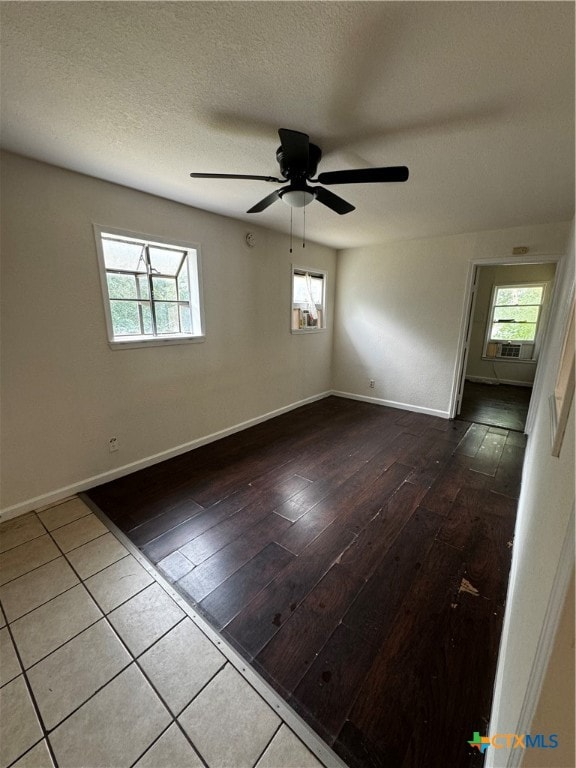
483;283;547;361
291;267;326;331
95;227;204;346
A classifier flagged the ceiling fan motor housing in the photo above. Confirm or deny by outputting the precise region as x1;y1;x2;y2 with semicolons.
276;142;322;180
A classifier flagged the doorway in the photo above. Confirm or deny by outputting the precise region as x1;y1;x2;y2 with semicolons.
452;258;559;432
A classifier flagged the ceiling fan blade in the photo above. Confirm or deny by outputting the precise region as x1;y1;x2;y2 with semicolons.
190;172;281;182
312;186;355;215
278;128;309;168
247;189;281;213
317;166;409;185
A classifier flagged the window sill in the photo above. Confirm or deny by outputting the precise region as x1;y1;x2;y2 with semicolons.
291;327;327;335
481;356;536;364
108;334;206;350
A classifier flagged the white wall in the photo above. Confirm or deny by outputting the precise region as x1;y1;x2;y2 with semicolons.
332;222;571;416
466;262;557;386
521;574;574;768
487;217;575;768
0;152;336;516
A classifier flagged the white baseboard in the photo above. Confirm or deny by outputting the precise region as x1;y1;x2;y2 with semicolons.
0;391;332;522
331;390;450;419
465;376;534;388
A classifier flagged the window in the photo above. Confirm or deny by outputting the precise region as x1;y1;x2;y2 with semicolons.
94;226;204;347
291;267;326;332
484;283;546;361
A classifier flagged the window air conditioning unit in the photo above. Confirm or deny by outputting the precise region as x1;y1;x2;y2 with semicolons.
493;342;534;360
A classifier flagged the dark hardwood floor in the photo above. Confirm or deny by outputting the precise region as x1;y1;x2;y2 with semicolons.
85;396;525;768
458;380;532;432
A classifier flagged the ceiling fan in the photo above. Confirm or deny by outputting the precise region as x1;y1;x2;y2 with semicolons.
190;128;409;215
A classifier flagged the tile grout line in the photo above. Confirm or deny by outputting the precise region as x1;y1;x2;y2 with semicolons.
1;513;66;767
251;720;284;768
2;617;58;768
3;507;285;768
7;525;203;765
82;493;347;768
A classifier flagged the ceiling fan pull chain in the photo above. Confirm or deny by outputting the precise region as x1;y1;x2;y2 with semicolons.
302;198;306;249
289;206;293;253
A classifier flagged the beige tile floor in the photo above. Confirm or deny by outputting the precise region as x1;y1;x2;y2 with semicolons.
0;497;343;768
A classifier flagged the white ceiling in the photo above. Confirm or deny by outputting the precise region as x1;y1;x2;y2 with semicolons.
1;1;574;249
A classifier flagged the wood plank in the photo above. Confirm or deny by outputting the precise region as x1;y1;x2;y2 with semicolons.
469;431;507;476
141;491;248;563
176;511;291;602
255;482;426;694
505;431;528;448
341;540;462;762
406;424;471;489
290;509;442;741
179;474;312;564
435;487;516;603
387;431;438;469
275;461;411;555
398;597;500;768
199;542;295;629
290;622;379;743
419;453;489;516
333;721;403;768
393;410;443;435
222;521;357;658
255;565;360;695
454;423;489;457
129;498;205;545
338;479;428;577
273;421;405;521
341;507;441;640
184;401;369;506
343;541;500;768
491;443;525;498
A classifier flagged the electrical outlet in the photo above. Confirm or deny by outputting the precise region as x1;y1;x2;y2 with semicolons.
109;437;119;453
369;379;375;389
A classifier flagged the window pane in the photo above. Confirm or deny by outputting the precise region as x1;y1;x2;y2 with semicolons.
293;274;308;303
493;306;539;323
98;230;203;343
138;275;150;299
495;286;543;306
110;300;141;335
178;261;190;300
293;273;323;305
309;276;323;305
141;302;153;334
491;322;537;341
155;302;180;334
152;277;177;301
149;247;185;276
179;305;192;334
102;238;145;272
107;273;137;299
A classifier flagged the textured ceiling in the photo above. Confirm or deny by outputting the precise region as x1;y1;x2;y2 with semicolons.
1;1;574;249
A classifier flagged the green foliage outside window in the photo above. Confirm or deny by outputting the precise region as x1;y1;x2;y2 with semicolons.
489;285;544;343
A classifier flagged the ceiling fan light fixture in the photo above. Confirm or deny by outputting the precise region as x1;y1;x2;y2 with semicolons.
280;189;315;208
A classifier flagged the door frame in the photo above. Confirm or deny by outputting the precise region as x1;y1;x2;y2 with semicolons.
449;253;563;424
